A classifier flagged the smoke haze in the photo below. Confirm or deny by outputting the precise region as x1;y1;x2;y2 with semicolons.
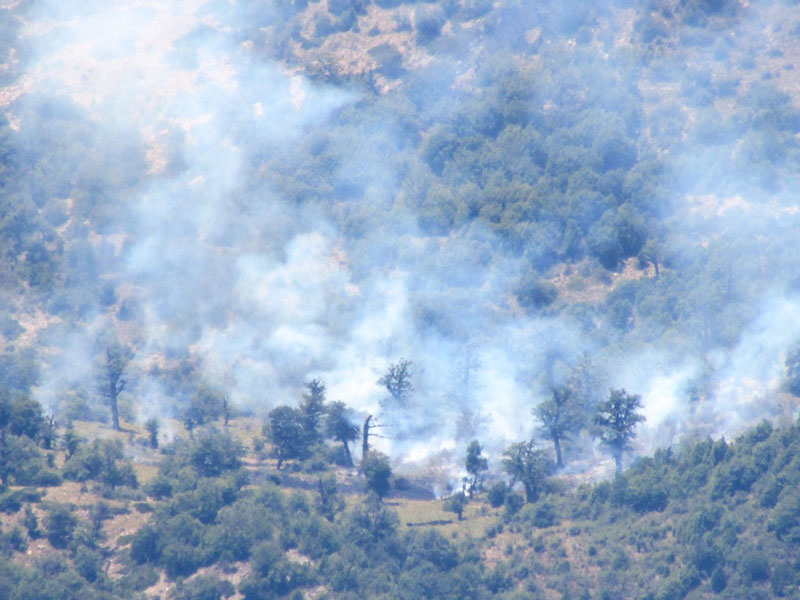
3;0;800;479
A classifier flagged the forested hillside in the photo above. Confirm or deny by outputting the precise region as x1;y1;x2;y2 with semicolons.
3;0;800;597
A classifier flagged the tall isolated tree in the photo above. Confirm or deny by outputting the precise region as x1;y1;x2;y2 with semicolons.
444;491;467;520
534;386;584;468
361;414;389;468
267;406;306;469
300;378;327;445
594;388;646;475
325;401;359;467
465;440;488;497
362;414;373;463
378;360;413;406
502;441;554;503
316;476;345;522
98;345;129;431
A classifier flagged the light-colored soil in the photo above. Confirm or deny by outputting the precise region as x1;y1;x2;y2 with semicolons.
549;258;654;305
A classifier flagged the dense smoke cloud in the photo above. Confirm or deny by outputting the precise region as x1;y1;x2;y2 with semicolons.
6;0;800;481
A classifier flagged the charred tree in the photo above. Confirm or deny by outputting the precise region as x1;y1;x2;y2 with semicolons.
361;414;389;469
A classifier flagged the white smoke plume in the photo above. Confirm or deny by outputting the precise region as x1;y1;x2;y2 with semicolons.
3;0;799;482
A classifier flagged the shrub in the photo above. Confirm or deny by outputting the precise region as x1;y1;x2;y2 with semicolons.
131;525;161;564
504;492;524;518
527;501;559;528
44;503;77;549
171;574;235;600
710;566;727;592
741;551;769;583
488;482;508;508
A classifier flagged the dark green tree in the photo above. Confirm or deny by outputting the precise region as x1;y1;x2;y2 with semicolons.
40;413;56;450
378;360;413;406
362;451;392;500
267;406;306;469
534;386;584;468
325;401;359;467
145;417;159;449
300;378;327;445
189;427;243;477
594;388;646;475
98;345;129;431
62;428;81;458
1;432;47;486
23;505;40;539
44;503;77;549
465;440;488;497
3;394;43;439
315;476;345;522
182;384;225;432
501;441;554;503
444;491;467;520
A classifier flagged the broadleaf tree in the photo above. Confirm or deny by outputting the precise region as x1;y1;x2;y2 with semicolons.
502;440;554;503
378;360;413;407
267;406;307;469
465;440;488;497
98;344;129;431
325;400;360;467
594;388;646;475
534;385;584;469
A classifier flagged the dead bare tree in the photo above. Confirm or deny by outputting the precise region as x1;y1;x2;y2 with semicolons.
360;414;389;469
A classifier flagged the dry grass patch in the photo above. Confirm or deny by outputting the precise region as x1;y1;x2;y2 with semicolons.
390;496;499;538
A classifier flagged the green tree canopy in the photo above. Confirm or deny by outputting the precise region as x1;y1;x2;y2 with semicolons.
465;440;488;497
325;400;359;467
378;360;413;407
362;451;392;500
502;441;554;503
594;388;646;475
534;385;584;468
267;406;307;469
300;378;327;445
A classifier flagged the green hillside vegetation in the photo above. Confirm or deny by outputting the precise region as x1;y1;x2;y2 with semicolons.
3;392;800;599
2;0;800;598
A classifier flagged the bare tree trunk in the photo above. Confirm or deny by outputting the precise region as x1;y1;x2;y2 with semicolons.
361;414;372;464
342;440;352;467
523;482;535;504
109;388;120;431
222;396;230;427
554;435;563;469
